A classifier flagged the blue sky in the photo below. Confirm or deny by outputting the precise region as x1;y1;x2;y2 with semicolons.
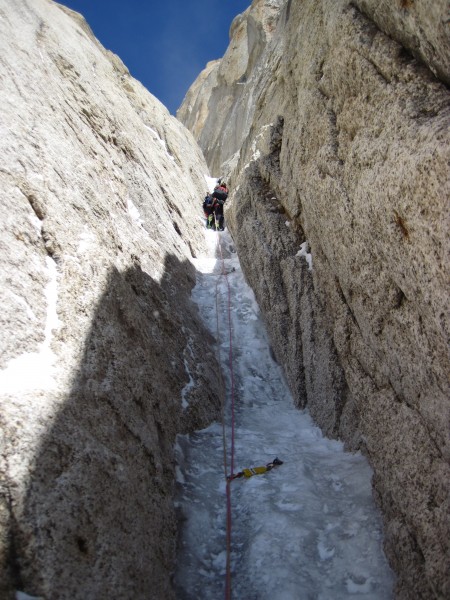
57;0;251;114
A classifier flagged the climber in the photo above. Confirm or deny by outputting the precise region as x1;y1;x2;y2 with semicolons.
202;193;215;229
228;457;283;481
212;181;229;231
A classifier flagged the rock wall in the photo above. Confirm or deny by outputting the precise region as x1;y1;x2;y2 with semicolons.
0;1;222;598
178;0;450;597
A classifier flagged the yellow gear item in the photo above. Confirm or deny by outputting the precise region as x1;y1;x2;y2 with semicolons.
242;466;269;478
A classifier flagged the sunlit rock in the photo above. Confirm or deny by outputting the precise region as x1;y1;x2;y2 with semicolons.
0;1;222;598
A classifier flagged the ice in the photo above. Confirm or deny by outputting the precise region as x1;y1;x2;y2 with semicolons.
16;592;43;600
181;357;195;410
174;231;394;599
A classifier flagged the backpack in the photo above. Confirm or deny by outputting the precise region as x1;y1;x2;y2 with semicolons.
212;187;228;202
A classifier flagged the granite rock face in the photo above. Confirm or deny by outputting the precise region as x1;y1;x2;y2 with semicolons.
178;0;450;597
0;1;221;598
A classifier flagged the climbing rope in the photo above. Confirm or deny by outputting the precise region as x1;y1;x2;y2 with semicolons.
213;232;283;598
215;262;228;479
214;232;236;600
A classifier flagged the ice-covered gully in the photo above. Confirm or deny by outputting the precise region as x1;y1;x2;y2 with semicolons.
175;230;394;599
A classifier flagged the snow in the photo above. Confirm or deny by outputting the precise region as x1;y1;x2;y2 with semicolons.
144;125;175;162
297;240;313;271
252;148;261;161
126;197;144;227
0;256;60;393
28;211;42;234
175;231;394;598
204;175;219;193
77;227;96;254
250;123;272;162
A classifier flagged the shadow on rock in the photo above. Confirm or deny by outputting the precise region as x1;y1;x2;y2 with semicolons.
6;254;221;600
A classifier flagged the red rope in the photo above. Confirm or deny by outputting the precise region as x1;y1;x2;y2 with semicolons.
225;480;232;599
217;233;236;600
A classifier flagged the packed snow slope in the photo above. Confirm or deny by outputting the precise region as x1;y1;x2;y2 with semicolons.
178;0;450;598
0;1;222;598
175;230;395;599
